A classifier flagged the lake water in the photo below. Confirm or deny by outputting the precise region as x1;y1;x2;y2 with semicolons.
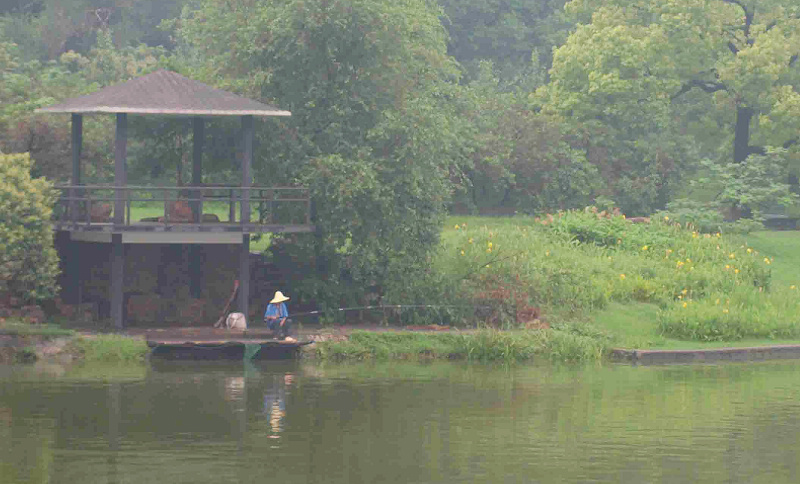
2;359;800;483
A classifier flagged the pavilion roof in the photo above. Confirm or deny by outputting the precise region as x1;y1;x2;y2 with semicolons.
36;69;290;117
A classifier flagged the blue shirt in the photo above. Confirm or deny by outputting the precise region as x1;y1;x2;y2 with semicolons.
264;302;288;319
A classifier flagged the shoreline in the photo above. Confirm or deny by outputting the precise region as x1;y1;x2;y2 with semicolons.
7;326;800;365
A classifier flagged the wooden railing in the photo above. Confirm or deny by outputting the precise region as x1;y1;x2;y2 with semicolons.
53;185;312;232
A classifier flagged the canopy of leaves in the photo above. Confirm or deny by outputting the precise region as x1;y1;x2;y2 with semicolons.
0;153;59;302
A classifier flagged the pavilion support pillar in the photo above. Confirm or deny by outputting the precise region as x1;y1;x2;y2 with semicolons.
110;234;125;330
238;115;253;319
239;235;250;320
68;114;83;302
111;113;127;330
114;113;127;226
70;114;82;222
189;117;204;299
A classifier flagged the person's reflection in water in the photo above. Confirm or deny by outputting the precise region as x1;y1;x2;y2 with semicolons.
263;373;294;439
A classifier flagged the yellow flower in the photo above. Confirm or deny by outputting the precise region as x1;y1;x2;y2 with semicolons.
716;232;721;237
460;250;465;256
716;245;720;250
723;308;729;314
488;242;493;249
725;264;730;270
678;295;683;300
468;238;473;244
617;239;622;244
454;224;460;230
486;248;492;253
681;288;688;295
747;248;752;254
666;249;673;254
545;250;550;257
791;285;797;290
641;245;649;251
715;298;720;305
676;261;684;267
729;253;736;259
682;302;688;308
692;232;698;238
734;269;739;274
664;215;669;221
619;274;626;280
764;257;771;265
485;264;491;268
686;258;691;263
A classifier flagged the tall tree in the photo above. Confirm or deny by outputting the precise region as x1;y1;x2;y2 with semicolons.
172;0;469;306
539;0;800;213
546;0;800;164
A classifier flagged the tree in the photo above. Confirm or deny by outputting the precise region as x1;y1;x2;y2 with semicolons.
0;153;59;302
437;0;571;87
539;0;800;213
172;0;469;306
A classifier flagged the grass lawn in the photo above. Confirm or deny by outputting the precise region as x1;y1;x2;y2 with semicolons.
591;301;800;350
591;230;800;350
128;202;272;252
742;231;800;287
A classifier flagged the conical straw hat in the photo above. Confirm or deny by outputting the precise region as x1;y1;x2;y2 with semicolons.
270;291;290;304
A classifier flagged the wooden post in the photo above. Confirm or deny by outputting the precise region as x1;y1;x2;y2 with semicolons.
191;117;204;222
111;233;124;330
189;117;204;299
111;113;127;330
241;115;252;226
114;113;127;226
239;234;250;320
238;116;253;320
71;114;82;223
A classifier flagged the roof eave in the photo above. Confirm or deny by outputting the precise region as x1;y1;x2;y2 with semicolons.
35;106;292;116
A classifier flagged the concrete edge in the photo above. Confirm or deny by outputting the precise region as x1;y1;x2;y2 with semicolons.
609;345;800;365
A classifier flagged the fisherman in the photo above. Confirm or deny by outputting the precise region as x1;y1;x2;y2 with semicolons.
264;291;292;340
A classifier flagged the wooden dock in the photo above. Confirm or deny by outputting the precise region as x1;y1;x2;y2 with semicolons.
133;328;313;360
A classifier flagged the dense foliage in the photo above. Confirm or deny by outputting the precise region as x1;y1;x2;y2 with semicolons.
0;153;59;302
2;0;800;312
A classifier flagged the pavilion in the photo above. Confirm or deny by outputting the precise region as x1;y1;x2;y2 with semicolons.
36;69;313;329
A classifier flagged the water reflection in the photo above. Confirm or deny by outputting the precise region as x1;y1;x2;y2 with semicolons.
4;360;800;483
263;373;294;438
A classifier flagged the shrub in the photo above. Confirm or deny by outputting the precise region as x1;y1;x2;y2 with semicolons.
0;153;59;302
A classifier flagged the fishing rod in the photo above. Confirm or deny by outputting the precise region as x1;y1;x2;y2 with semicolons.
287;304;490;319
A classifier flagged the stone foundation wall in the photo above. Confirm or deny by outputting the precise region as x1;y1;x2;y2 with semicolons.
54;233;288;326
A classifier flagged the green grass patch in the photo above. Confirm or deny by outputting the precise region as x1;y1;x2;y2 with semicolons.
314;329;608;363
0;320;74;337
433;211;800;346
66;335;149;362
743;231;800;287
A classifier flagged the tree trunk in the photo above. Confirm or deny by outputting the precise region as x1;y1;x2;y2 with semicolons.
734;106;754;164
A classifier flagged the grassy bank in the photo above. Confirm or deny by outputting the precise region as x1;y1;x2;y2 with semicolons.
313;328;607;363
0;320;149;363
66;335;150;362
433;210;800;348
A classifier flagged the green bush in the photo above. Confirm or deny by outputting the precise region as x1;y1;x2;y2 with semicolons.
0;153;59;302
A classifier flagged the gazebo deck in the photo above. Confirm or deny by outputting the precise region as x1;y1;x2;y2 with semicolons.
53;184;313;235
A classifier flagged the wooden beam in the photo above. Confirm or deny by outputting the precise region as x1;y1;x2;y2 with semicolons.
71;114;82;185
241;115;253;225
190;117;205;299
71;114;82;222
111;233;125;330
192;117;204;222
238;234;250;321
114;113;127;226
